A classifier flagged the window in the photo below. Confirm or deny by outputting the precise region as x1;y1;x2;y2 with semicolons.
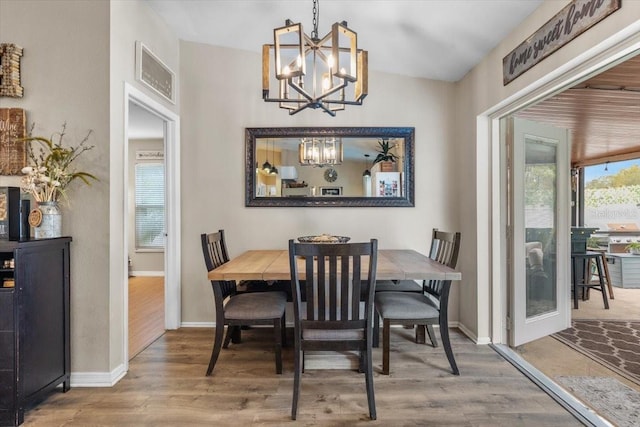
135;162;165;249
583;159;640;231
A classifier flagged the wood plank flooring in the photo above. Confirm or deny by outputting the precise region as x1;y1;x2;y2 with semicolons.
128;276;165;359
23;327;582;426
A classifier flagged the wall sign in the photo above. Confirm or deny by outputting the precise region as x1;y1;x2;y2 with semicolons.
136;150;164;161
319;186;342;196
503;0;621;85
0;43;24;98
135;41;175;104
0;108;26;175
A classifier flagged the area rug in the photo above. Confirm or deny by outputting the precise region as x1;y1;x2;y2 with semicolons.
555;376;640;427
552;320;640;387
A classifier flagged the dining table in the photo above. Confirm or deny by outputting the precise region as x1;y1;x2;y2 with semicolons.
207;248;462;369
207;249;462;282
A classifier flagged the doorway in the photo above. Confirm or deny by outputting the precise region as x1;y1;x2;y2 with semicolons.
507;50;640;348
123;83;181;367
478;31;640;425
127;102;166;359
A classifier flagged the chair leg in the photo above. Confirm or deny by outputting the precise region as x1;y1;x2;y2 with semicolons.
600;253;614;299
206;324;225;376
281;314;287;347
382;319;391;375
273;318;283;374
572;258;579;309
426;324;438;347
231;325;242;343
415;324;426;344
291;348;302;420
364;347;377;420
439;315;459;375
223;325;234;348
595;257;610;309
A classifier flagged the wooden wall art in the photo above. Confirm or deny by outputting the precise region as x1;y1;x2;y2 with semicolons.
0;108;27;175
135;41;175;104
0;43;24;98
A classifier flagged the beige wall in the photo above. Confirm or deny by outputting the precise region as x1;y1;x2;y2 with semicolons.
180;41;459;325
1;0;179;378
0;0;111;372
109;0;179;375
456;0;640;341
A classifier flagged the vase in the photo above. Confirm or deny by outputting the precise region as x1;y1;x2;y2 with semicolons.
35;201;62;239
379;161;396;172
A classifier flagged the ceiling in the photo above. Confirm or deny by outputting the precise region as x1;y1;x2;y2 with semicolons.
145;0;543;81
139;1;639;166
514;53;640;167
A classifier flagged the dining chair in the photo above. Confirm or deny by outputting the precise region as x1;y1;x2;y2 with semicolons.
288;238;378;420
374;229;461;375
200;230;287;375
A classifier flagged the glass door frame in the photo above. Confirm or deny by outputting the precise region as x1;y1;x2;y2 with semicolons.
507;117;571;347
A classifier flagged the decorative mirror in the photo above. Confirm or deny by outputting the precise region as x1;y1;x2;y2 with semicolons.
245;127;414;207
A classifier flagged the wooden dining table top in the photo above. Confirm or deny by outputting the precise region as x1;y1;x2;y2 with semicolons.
207;249;462;282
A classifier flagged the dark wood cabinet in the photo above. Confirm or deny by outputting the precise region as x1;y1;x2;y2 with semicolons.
0;237;71;427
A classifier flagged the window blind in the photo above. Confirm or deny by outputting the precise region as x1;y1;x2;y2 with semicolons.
135;162;165;249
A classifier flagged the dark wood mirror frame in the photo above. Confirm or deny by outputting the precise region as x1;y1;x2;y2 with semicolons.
245;127;415;207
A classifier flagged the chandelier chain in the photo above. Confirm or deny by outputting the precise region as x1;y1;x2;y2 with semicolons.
311;0;319;40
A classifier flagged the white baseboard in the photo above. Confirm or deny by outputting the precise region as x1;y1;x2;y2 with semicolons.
130;270;165;277
181;322;214;328
70;363;127;387
457;322;491;344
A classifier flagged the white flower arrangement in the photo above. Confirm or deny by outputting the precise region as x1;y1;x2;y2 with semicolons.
20;124;97;203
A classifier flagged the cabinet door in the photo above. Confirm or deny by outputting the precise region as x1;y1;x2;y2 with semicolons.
0;290;16;416
16;242;69;398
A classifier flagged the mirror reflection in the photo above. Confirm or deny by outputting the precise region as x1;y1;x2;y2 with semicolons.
246;127;414;207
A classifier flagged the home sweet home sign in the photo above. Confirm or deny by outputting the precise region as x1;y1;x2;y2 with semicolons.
503;0;621;85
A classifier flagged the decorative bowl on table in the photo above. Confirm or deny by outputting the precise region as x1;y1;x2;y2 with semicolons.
298;234;351;244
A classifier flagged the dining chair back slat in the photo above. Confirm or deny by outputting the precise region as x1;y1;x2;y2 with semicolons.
350;256;361;320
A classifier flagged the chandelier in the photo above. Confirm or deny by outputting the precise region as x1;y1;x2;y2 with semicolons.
262;0;368;116
298;138;343;166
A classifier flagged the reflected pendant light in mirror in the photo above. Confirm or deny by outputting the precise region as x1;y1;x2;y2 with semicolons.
261;139;272;172
362;153;372;197
270;139;278;175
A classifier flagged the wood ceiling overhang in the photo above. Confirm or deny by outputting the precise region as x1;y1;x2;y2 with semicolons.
515;54;640;167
